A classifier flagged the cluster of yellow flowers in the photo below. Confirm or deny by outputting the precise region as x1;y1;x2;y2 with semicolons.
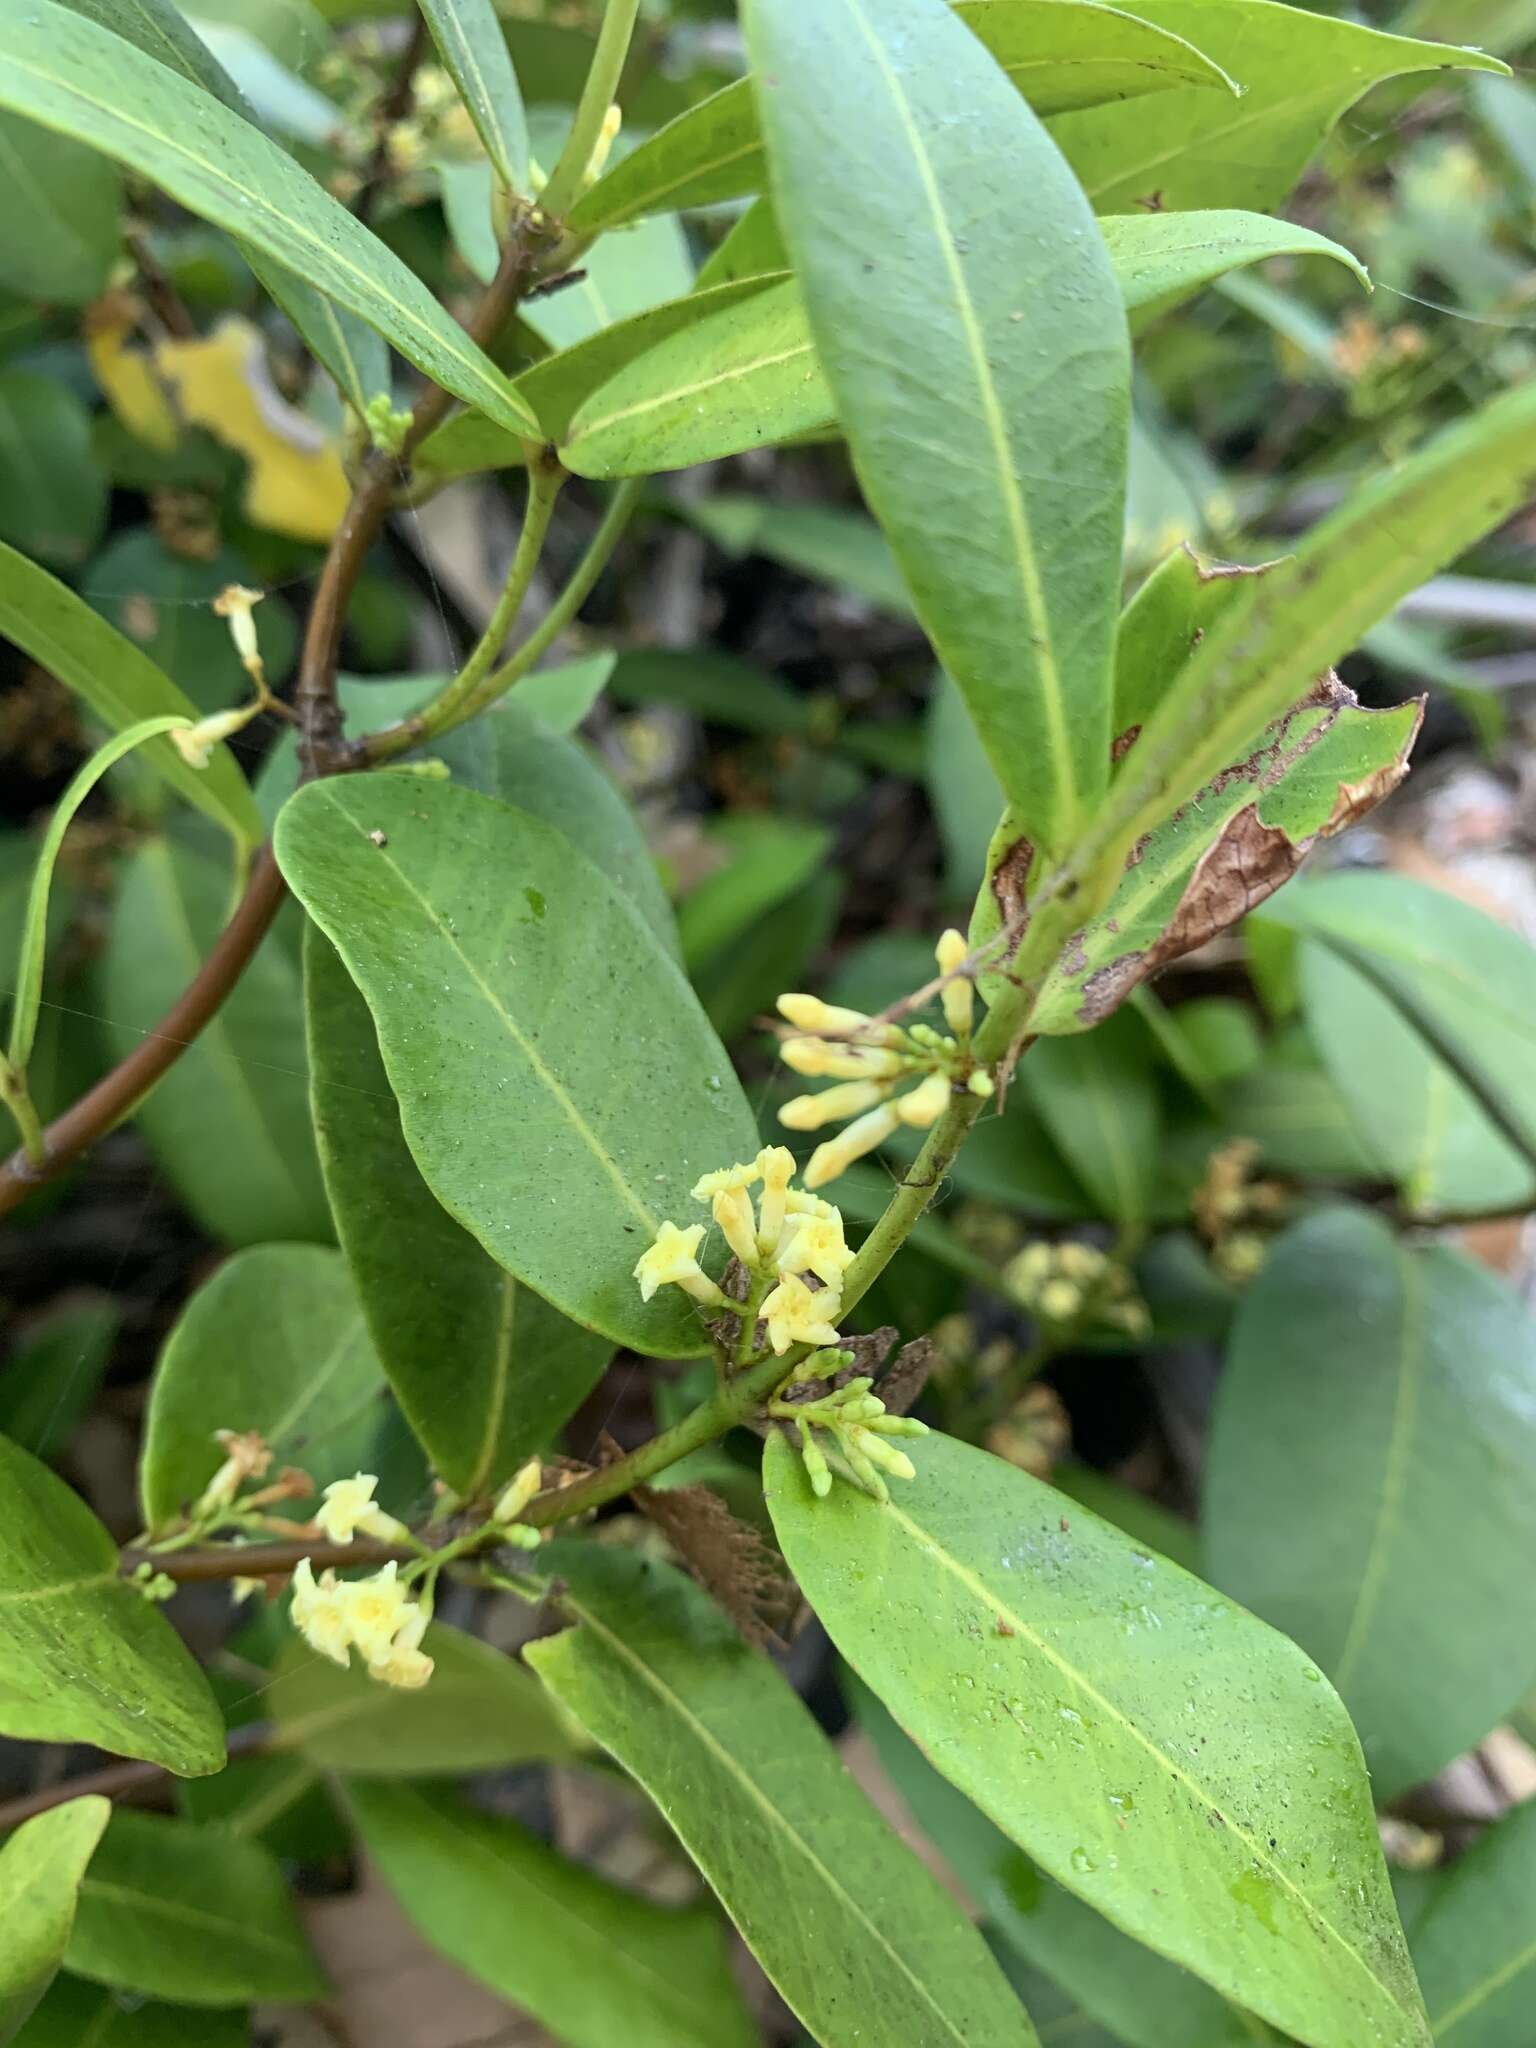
775;930;993;1187
634;1145;855;1354
289;1473;430;1690
1006;1240;1150;1339
768;1363;928;1502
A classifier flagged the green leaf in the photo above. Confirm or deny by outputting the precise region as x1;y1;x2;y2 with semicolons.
1296;939;1534;1218
100;839;330;1245
420;0;527;191
1410;1795;1536;2046
269;1616;582;1773
570;0;1235;233
1102;212;1367;333
1017;1009;1160;1226
1047;0;1506;216
0;1298;119;1462
1222;1052;1378;1184
606;645;810;736
0;543;260;850
0;112;119;304
0;3;534;438
1205;1207;1536;1798
525;211;695;354
1051;1466;1200;1573
12;1976;248;2047
0;1434;223;1775
348;1779;758;2048
510;651;615;734
743;0;1129;861
66;1811;325;2006
677;815;833;970
0;371;106;569
685;494;912;613
140;1241;388;1530
1020;683;1423;1035
305;923;612;1497
697;871;843;1045
522;1542;1040;2048
0;1799;110;2045
1257;871;1536;1185
765;1429;1430;2048
275;776;758;1357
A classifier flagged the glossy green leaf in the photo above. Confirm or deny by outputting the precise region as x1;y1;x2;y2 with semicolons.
525;210;695;355
348;1780;757;2048
510;652;615;735
0;3;535;438
1048;0;1505;216
570;0;1235;233
420;0;527;191
1018;1009;1160;1225
275;776;758;1357
523;1542;1040;2048
1205;1207;1536;1798
1411;1795;1536;2046
744;0;1129;861
677;816;833;970
100;839;330;1245
0;543;260;850
0;1799;110;2045
697;871;843;1046
0;1434;223;1775
1297;939;1534;1219
0;1298;119;1462
12;1976;248;2047
1222;1052;1378;1184
1258;871;1536;1183
766;1429;1430;2048
686;493;911;613
0;112;119;304
66;1811;324;2006
1102;212;1367;332
0;371;106;568
269;1617;582;1773
1020;685;1421;1035
1051;1467;1200;1573
141;1242;388;1530
305;924;612;1497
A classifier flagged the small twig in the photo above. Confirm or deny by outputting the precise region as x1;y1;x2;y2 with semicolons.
122;1536;416;1584
124;225;196;340
0;1723;274;1834
352;11;430;229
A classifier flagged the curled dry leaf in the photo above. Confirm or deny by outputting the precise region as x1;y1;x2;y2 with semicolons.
634;1482;796;1649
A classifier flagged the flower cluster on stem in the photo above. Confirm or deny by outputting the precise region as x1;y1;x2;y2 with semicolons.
769;1351;929;1502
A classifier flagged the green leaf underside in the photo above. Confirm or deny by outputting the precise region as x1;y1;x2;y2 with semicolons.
66;1812;324;2006
0;1798;111;2044
274;777;758;1356
268;1618;583;1774
524;1543;1041;2048
1411;1796;1536;2045
1021;684;1422;1034
1205;1208;1536;1798
140;1242;386;1530
11;1975;248;2046
420;0;528;190
744;0;1130;861
0;3;535;438
765;1431;1429;2048
0;1436;222;1777
0;541;258;849
349;1782;756;2048
569;0;1236;233
305;925;612;1498
1101;212;1367;330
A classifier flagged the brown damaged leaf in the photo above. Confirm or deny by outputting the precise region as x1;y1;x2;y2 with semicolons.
1027;673;1424;1035
634;1481;796;1649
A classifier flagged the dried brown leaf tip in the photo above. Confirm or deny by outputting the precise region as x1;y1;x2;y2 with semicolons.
634;1482;796;1650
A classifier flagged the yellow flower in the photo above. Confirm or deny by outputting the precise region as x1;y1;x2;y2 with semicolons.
691;1160;761;1200
780;1037;906;1081
290;1558;352;1668
779;1079;890;1131
805;1101;904;1190
713;1184;760;1267
633;1221;727;1307
761;1271;843;1355
367;1602;434;1690
896;1071;952;1129
755;1145;797;1254
169;705;260;773
935;928;974;1039
777;993;900;1042
194;1428;272;1516
212;583;264;680
316;1472;408;1545
777;1213;855;1289
785;1189;841;1222
493;1458;542;1525
337;1562;412;1664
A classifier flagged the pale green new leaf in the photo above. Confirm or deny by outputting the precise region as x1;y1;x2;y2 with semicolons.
1205;1208;1536;1799
0;1435;223;1776
765;1430;1430;2048
66;1812;324;2006
0;3;532;436
0;1799;110;2046
1411;1795;1536;2046
275;777;759;1357
0;543;259;850
305;925;611;1498
348;1780;758;2048
420;0;527;191
744;0;1129;859
140;1242;387;1530
1048;0;1506;215
522;1542;1041;2048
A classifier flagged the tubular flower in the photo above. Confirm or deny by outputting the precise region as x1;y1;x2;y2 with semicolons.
289;1558;354;1669
288;1558;434;1688
775;931;993;1187
761;1271;844;1355
316;1472;409;1546
776;1214;856;1290
633;1221;727;1307
755;1145;797;1254
368;1601;434;1689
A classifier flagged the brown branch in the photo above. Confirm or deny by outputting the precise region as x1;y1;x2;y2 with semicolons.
352;10;431;230
122;1536;417;1584
0;1722;274;1834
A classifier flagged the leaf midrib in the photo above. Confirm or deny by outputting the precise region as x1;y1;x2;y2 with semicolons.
572;338;817;444
79;1875;299;1957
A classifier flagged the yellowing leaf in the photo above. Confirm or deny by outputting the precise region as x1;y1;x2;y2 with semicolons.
84;300;177;452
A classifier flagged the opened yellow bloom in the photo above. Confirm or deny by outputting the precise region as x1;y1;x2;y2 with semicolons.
368;1600;434;1689
316;1472;407;1545
761;1271;843;1355
805;1100;905;1190
290;1558;353;1668
935;928;975;1039
335;1561;413;1664
691;1160;761;1200
633;1220;727;1307
777;1213;855;1289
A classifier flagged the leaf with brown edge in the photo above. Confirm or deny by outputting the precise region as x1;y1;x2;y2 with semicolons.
1023;676;1423;1035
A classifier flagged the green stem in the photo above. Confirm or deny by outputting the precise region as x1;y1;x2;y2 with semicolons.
538;0;641;219
361;478;643;764
0;1059;45;1169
